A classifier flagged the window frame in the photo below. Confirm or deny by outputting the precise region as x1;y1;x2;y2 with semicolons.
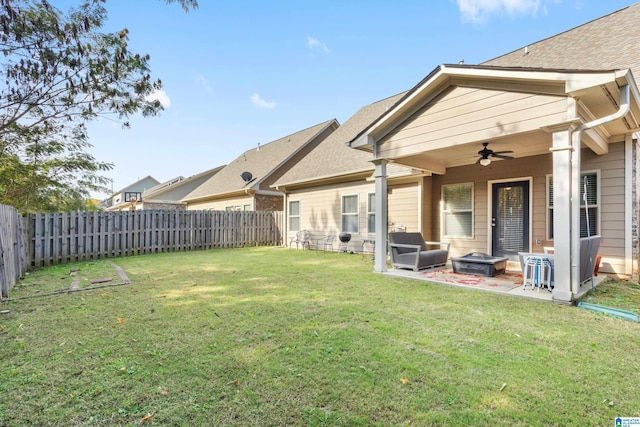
441;182;474;239
341;194;360;234
367;193;375;234
546;170;600;240
288;200;301;232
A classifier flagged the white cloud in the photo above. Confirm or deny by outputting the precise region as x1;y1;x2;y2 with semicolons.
307;36;330;54
455;0;543;23
145;89;171;108
195;74;213;94
251;93;276;109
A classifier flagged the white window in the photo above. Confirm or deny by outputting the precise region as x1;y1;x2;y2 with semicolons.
367;193;375;234
341;195;359;233
288;200;300;232
442;183;473;237
547;171;599;239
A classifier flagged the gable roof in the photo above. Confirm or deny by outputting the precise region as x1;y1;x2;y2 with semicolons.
182;119;338;202
116;175;161;194
142;165;225;202
272;93;408;188
483;2;640;78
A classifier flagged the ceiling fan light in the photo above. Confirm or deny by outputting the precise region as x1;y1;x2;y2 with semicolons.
480;158;491;166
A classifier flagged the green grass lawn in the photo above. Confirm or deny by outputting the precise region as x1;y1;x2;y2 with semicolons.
1;247;639;426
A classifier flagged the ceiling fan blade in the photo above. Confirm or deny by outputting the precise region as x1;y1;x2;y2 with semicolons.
492;150;514;155
491;153;514;160
475;157;482;164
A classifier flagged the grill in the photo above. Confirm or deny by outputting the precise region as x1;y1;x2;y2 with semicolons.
338;233;351;253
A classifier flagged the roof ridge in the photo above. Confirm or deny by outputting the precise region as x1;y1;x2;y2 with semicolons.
238;118;336;154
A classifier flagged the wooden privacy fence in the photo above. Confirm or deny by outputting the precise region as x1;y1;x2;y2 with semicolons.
24;210;284;268
0;208;283;296
0;204;30;298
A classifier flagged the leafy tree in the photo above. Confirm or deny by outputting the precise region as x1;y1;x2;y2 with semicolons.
0;0;197;212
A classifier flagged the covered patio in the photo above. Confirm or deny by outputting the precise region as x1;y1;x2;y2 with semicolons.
384;262;608;302
349;64;640;304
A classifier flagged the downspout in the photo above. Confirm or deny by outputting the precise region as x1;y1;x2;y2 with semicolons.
568;84;630;296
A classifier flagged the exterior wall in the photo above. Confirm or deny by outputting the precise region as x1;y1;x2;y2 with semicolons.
429;142;627;274
255;194;283;211
583;143;626;274
388;182;420;232
379;87;568;159
285;180;372;249
186;194;254;211
284;179;420;250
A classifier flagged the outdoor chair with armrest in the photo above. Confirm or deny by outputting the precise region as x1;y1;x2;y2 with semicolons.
289;230;311;249
316;234;336;253
388;232;450;271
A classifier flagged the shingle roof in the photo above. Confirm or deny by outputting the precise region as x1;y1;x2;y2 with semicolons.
273;93;407;187
483;2;640;78
183;119;337;201
142;165;225;201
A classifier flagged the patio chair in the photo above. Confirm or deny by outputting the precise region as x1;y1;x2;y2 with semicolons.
289;230;311;249
315;234;336;253
388;232;450;271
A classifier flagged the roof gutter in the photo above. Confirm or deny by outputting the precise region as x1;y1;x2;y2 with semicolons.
567;83;630;296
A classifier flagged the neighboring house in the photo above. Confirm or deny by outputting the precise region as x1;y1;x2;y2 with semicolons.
98;175;161;211
348;3;640;304
135;166;225;210
272;94;429;250
182;119;339;211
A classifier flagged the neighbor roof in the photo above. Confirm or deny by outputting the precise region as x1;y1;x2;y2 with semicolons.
142;165;226;202
183;119;338;202
116;175;160;195
483;2;640;78
272;93;408;187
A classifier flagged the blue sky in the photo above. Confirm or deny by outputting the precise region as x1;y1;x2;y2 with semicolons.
80;0;636;196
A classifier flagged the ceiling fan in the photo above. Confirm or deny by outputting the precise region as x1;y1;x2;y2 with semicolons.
476;142;514;166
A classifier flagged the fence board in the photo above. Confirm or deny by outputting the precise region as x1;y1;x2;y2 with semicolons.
10;210;283;269
0;205;28;298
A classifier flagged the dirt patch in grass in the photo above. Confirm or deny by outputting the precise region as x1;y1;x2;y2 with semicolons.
7;259;130;300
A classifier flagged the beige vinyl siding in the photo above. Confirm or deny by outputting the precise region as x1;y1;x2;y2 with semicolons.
388;183;419;233
378;86;568;159
285;181;373;248
186;195;254;211
583;142;626;273
284;180;420;250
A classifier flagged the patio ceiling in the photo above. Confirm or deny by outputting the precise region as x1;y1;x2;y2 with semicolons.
389;131;549;172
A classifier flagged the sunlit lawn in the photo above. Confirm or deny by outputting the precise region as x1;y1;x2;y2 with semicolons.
1;247;639;426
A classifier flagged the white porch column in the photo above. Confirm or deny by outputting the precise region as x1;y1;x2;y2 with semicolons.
372;159;389;272
548;122;579;303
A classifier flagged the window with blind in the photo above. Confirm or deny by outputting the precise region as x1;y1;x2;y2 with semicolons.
442;183;473;237
288;200;300;232
547;171;599;239
367;193;375;234
341;194;359;233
